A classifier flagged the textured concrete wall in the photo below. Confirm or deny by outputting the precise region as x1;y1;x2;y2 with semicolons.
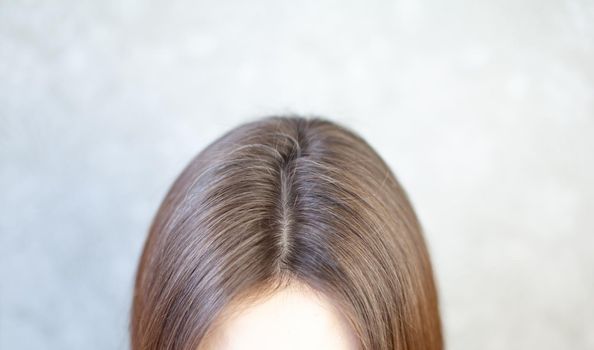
1;0;593;349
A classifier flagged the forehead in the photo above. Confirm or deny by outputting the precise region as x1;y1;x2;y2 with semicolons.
198;285;359;350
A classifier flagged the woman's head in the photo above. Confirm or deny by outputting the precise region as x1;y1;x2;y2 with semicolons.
131;115;442;350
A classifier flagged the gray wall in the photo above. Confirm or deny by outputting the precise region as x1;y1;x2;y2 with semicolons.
1;0;593;349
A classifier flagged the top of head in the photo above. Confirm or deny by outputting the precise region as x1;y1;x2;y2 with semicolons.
131;115;442;350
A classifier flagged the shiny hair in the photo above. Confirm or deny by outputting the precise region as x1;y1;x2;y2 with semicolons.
130;115;442;350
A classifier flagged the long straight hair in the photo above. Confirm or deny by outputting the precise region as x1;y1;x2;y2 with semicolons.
130;115;442;350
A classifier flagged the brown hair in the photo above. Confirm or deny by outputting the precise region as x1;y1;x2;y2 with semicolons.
130;115;442;350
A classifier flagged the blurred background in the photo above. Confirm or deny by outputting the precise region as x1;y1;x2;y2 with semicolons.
1;0;593;349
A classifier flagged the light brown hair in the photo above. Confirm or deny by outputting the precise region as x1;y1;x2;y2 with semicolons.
130;115;442;350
